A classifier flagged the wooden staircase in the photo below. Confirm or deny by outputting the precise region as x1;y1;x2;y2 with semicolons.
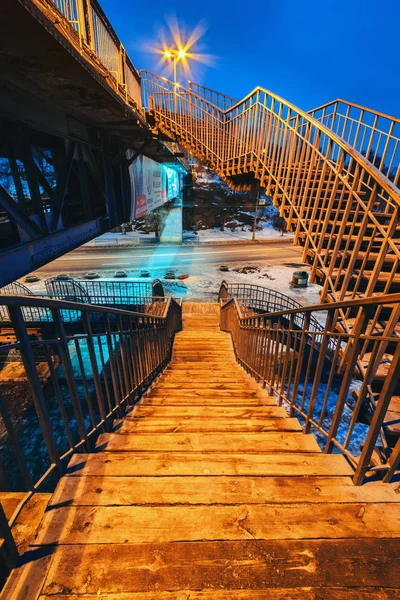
3;303;400;598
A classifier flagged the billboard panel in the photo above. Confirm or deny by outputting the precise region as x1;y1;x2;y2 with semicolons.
132;156;168;218
165;166;180;201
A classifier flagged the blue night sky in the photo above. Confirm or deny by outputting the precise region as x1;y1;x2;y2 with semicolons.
101;0;399;116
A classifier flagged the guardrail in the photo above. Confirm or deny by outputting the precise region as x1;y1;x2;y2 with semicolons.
44;277;165;304
34;0;143;114
0;279;167;323
220;291;400;485
0;293;182;566
141;70;400;314
308;99;400;188
218;280;337;355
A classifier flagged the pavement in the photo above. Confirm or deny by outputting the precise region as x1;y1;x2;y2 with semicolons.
34;239;304;275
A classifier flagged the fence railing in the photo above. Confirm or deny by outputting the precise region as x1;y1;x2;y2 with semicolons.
44;277;165;304
0;293;182;565
218;280;338;355
308;99;400;189
188;81;238;111
141;70;400;312
36;0;143;114
0;279;167;323
220;290;400;485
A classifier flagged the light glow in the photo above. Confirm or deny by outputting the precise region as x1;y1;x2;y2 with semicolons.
144;16;216;83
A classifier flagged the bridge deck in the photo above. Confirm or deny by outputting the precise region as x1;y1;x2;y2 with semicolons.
3;304;400;598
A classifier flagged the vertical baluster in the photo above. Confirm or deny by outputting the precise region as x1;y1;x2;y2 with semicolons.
8;305;62;477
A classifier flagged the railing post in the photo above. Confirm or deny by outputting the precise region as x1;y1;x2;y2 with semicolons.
353;342;400;485
8;306;63;478
83;0;95;50
324;307;371;455
81;312;110;430
0;503;18;569
51;309;89;449
76;0;88;45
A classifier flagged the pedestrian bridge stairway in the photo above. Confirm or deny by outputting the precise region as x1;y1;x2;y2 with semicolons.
3;303;400;598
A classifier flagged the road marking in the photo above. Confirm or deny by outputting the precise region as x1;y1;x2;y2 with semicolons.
57;247;289;261
102;258;208;266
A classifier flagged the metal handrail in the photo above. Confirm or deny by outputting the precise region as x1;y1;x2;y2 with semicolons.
30;0;144;118
141;70;400;316
0;293;182;565
308;99;400;188
220;291;400;485
218;280;331;346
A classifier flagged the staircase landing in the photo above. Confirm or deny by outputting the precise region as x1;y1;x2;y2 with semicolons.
3;303;400;598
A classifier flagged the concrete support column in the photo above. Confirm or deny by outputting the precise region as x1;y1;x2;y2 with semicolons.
159;196;183;243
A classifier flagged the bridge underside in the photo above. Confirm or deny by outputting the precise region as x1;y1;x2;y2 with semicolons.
0;0;179;285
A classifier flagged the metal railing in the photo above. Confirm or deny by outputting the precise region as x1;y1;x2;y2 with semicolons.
141;71;400;312
218;280;336;353
0;279;167;323
33;0;143;115
188;81;238;111
308;99;400;188
44;277;165;304
0;294;182;565
220;291;400;485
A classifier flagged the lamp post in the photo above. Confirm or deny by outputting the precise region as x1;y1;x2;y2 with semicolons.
164;48;186;113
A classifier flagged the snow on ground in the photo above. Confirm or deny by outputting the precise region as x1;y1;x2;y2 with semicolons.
184;224;294;243
85;223;293;247
26;261;323;313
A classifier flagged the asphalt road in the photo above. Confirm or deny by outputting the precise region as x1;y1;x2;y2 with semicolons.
36;239;305;274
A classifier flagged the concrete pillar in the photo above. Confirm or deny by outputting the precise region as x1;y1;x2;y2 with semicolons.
159;196;183;243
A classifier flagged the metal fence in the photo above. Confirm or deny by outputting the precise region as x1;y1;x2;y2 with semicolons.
218;281;337;356
0;279;166;324
220;292;400;485
44;277;165;304
44;0;142;113
308;99;400;188
140;71;400;314
0;294;182;565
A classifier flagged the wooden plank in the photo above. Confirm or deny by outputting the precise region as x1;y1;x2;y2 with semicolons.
0;553;53;600
67;452;353;477
0;493;26;521
12;493;51;553
128;406;286;418
37;589;400;600
161;376;251;383
140;397;277;406
113;417;302;433
147;389;269;397
49;476;399;507
95;432;319;453
39;539;400;592
33;503;400;545
154;383;260;390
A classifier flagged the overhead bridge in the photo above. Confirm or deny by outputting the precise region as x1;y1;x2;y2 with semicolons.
0;0;185;285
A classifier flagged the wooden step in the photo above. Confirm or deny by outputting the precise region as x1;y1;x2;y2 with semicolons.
33;502;400;545
34;539;400;594
127;406;285;418
113;417;302;433
67;452;354;477
161;375;253;383
146;389;269;398
140;396;278;406
49;475;398;507
153;383;260;390
96;432;320;453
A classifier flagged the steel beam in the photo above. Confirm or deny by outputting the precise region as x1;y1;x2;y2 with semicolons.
0;217;107;286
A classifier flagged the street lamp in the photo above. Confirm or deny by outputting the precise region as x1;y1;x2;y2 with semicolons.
164;48;187;112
